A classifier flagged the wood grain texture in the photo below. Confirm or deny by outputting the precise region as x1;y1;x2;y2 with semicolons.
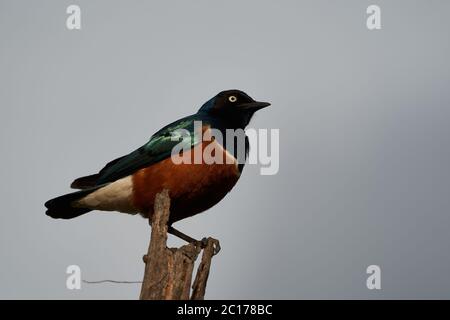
191;237;220;300
139;190;219;300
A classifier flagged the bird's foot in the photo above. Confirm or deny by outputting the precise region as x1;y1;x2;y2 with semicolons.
168;226;220;255
196;237;221;256
198;237;209;249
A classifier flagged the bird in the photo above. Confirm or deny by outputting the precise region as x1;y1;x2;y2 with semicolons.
45;89;270;246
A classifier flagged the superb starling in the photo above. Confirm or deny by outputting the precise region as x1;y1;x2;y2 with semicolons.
45;90;270;244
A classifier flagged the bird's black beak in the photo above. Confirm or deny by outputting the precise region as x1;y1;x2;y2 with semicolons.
240;101;271;111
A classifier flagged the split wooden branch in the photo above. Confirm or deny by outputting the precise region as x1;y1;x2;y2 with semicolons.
191;237;220;300
139;189;219;300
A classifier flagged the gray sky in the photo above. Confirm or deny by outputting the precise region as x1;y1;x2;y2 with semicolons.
1;0;450;299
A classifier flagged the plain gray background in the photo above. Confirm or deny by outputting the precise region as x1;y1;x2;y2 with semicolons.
1;0;450;299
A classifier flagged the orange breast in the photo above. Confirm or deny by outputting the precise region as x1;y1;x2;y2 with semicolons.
131;140;241;223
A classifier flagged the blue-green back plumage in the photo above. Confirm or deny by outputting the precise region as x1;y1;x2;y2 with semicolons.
72;113;221;188
70;89;265;189
46;89;269;220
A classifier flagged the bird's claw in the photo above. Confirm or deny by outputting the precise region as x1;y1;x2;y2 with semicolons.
200;237;209;248
194;237;209;250
195;237;221;256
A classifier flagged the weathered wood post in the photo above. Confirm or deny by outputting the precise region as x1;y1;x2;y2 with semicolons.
139;189;220;300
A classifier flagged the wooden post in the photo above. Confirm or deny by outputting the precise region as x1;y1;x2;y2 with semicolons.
139;189;219;300
191;237;220;300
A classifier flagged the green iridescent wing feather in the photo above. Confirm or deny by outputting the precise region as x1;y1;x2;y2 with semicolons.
93;116;203;185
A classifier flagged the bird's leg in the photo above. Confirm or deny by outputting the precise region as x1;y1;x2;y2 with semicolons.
168;225;208;248
167;225;221;255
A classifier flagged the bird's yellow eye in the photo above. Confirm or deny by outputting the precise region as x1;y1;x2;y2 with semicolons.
228;95;237;103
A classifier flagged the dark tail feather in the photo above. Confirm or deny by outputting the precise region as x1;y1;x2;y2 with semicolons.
71;173;100;189
45;186;102;219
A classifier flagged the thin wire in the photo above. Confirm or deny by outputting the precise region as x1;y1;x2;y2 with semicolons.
82;279;142;284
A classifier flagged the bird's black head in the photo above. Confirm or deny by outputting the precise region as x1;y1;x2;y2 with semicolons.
198;90;270;129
